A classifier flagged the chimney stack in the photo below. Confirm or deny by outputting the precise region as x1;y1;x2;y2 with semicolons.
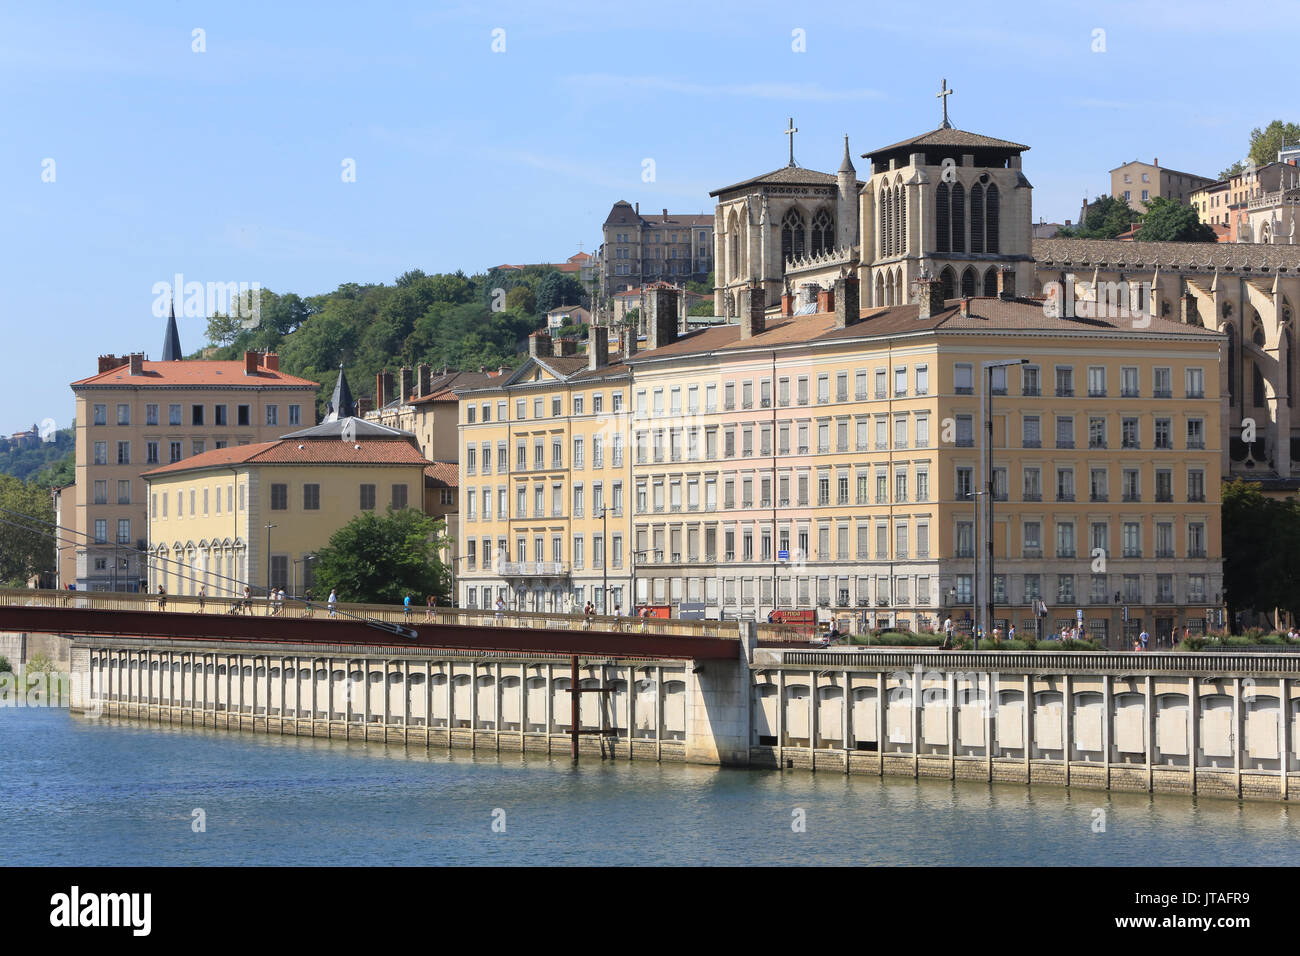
417;363;431;398
128;353;145;376
960;297;971;317
996;267;1016;300
917;276;945;320
354;397;372;417
741;285;766;339
97;355;122;373
376;370;393;408
588;326;609;370
244;350;259;375
662;208;668;221
553;337;577;357
529;331;553;357
816;287;834;314
623;325;638;358
399;366;414;402
263;352;280;371
833;276;859;329
781;290;794;316
634;202;639;215
646;287;680;351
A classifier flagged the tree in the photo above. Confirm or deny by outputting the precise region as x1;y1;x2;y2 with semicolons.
1249;120;1300;168
312;508;451;605
1135;196;1218;243
1056;195;1138;240
1219;160;1245;180
685;270;715;295
1222;480;1300;627
688;301;714;316
505;285;536;315
534;271;587;314
0;474;55;585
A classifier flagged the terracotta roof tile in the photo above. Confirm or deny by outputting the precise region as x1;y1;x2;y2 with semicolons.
72;360;318;389
423;461;458;487
142;438;428;478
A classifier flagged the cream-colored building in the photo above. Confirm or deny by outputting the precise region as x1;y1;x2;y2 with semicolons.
142;419;430;598
455;327;632;614
1110;158;1215;214
70;312;318;592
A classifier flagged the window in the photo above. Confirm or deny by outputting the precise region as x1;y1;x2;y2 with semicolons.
303;484;320;510
1121;367;1139;397
289;404;301;426
1055;416;1073;449
1023;467;1041;501
93;479;107;504
1188;469;1205;502
169;404;182;426
1153;367;1172;398
1123;469;1140;502
954;363;973;394
1088;416;1106;448
1121;418;1139;449
117;519;131;545
1123;522;1142;558
1154;418;1172;450
117;404;131;426
1056;467;1075;502
916;365;929;395
1022;365;1040;396
89;403;105;427
214;404;227;426
117;479;130;504
956;467;973;501
146;441;159;465
270;483;288;510
237;405;250;426
266;405;279;426
1056;521;1076;558
1055;366;1073;397
116;441;130;465
169;441;182;463
1023;521;1041;556
1186;418;1205;449
192;404;205;426
392;484;408;510
1087;366;1106;397
146;404;159;426
1188;523;1206;558
1022;416;1041;448
1186;367;1204;398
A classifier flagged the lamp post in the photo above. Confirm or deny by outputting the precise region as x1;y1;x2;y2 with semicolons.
264;523;277;599
292;554;316;598
979;359;1028;645
596;505;609;613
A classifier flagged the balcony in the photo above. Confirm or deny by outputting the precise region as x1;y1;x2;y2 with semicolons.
1122;493;1141;502
1023;547;1042;558
798;445;809;454
1155;492;1173;503
1089;440;1107;449
1153;389;1172;399
1187;389;1205;399
1022;438;1041;448
1022;386;1041;397
1056;493;1075;502
855;390;868;401
1188;493;1206;503
875;389;888;399
1188;548;1207;559
1056;387;1074;397
1056;439;1074;449
1122;549;1142;559
1187;440;1205;450
499;562;570;577
1088;389;1106;398
1122;441;1140;450
1090;493;1108;503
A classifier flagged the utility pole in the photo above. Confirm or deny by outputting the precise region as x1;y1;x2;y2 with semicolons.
979;359;1027;643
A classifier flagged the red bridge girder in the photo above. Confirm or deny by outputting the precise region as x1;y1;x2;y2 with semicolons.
0;605;738;661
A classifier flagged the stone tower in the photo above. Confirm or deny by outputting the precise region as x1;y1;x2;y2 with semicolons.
837;135;858;250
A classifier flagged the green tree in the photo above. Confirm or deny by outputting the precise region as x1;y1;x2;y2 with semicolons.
1248;120;1300;167
0;474;55;585
534;271;587;314
688;301;714;317
1219;160;1245;180
505;284;536;315
1222;480;1300;627
1135;196;1218;243
685;270;715;295
1057;195;1139;240
312;508;451;605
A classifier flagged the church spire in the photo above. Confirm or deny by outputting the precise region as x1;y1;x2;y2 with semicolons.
322;364;355;423
161;296;182;361
838;134;855;174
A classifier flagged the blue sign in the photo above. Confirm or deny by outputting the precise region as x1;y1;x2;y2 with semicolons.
777;550;790;561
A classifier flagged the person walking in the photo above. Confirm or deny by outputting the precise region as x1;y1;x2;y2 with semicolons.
197;586;205;612
942;616;953;649
613;603;623;632
403;594;412;621
639;605;649;632
157;585;167;612
1007;624;1015;642
1139;627;1149;652
242;585;252;615
425;594;435;622
304;587;314;618
327;588;338;618
494;595;505;623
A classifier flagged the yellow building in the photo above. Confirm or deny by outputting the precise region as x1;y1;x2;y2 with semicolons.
142;418;430;598
70;311;318;591
454;327;632;613
462;283;1224;645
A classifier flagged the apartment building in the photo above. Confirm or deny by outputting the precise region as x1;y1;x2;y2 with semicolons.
463;282;1223;643
1111;158;1215;213
69;316;318;591
599;200;713;302
454;327;632;613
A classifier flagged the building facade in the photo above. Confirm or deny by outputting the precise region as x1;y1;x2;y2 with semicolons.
69;331;318;592
599;200;713;303
1110;159;1215;214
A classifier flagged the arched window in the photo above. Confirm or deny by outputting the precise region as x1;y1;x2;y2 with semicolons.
727;211;740;279
970;183;985;254
951;183;966;254
986;184;1000;253
1286;328;1294;409
961;267;977;298
894;185;905;256
875;272;885;308
886;270;895;307
1254;362;1266;408
781;208;805;262
879;188;889;257
935;182;950;254
939;266;956;301
811;207;834;256
1225;325;1236;406
1252;318;1266;347
885;190;894;257
983;267;998;296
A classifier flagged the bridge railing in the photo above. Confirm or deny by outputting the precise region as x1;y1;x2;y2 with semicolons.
0;587;741;641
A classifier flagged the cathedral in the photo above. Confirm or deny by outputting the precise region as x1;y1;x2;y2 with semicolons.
709;85;1300;491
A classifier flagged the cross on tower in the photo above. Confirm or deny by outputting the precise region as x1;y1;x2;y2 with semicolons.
937;79;954;129
785;117;798;167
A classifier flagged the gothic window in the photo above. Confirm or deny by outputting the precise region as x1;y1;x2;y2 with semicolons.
939;266;956;301
983;266;998;296
883;187;894;257
951;183;966;253
1252;318;1266;347
961;267;977;298
986;184;1000;253
1286;328;1294;409
885;190;894;257
970;183;984;254
894;185;905;256
876;272;886;307
781;208;805;262
935;182;950;254
1225;325;1236;405
1253;362;1266;408
727;211;741;279
811;207;834;256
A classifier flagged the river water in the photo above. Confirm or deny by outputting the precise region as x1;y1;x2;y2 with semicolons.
2;707;1296;866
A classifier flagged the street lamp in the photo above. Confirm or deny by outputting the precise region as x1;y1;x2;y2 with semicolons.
292;554;316;598
264;523;277;600
979;359;1028;646
596;505;609;613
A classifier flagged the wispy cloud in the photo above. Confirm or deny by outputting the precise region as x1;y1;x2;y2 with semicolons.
565;73;887;102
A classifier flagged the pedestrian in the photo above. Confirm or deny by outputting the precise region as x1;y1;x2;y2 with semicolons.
197;586;205;612
403;593;412;621
328;588;338;618
1184;626;1190;644
1139;627;1149;652
425;594;435;621
243;585;252;615
942;616;953;649
992;625;1002;644
304;587;314;617
1008;624;1015;642
157;585;167;611
494;595;505;623
639;605;649;632
1132;638;1141;652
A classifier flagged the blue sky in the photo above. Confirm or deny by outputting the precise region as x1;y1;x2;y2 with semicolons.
1;0;1296;434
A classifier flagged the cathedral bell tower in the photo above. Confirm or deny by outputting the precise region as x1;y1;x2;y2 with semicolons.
859;82;1033;309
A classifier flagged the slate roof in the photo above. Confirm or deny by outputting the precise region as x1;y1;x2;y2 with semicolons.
863;126;1029;159
1033;237;1300;271
709;165;844;197
161;301;183;362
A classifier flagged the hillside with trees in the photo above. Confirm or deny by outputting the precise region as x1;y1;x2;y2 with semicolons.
0;427;74;484
202;266;592;418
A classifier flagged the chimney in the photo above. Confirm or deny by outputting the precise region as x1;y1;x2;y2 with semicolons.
662;208;668;221
263;352;280;372
128;353;145;376
646;287;680;351
1154;157;1159;167
741;285;766;339
623;326;638;358
588;326;610;371
634;202;639;215
244;350;259;375
816;287;834;314
833;276;859;329
497;365;510;376
959;297;971;317
354;397;372;417
1065;219;1072;227
417;363;431;398
917;276;945;320
529;331;553;357
399;366;414;402
97;355;122;373
375;371;392;408
552;337;577;358
782;291;794;317
996;267;1016;300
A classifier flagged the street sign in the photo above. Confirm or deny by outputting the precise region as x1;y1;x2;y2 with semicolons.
1076;608;1084;624
777;550;789;561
